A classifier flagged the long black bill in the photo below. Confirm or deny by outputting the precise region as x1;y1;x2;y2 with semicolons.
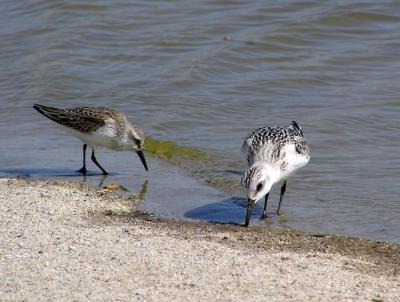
136;150;148;172
245;199;255;227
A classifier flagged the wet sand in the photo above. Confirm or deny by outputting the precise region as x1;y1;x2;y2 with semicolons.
1;178;399;301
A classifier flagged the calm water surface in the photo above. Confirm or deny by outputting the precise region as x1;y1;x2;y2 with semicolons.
1;0;399;242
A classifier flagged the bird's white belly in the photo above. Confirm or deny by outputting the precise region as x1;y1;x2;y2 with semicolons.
62;125;121;150
276;144;310;181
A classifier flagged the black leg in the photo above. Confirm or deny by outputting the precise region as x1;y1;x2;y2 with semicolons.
91;149;109;175
244;199;255;227
76;144;87;175
277;180;287;215
261;192;269;218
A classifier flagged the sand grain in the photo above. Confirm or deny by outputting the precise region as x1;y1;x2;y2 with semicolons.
0;179;399;301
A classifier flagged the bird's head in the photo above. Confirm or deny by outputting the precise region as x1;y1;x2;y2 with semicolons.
241;163;276;202
241;163;277;226
127;123;148;172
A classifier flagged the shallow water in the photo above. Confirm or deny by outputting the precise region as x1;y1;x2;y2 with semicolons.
0;0;399;243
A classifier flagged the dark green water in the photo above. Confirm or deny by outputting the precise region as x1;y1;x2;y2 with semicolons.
1;0;399;242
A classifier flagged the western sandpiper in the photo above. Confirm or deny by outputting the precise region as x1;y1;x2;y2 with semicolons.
33;104;148;175
241;121;310;226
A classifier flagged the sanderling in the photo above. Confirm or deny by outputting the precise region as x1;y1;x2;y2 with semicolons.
33;104;148;175
241;121;310;227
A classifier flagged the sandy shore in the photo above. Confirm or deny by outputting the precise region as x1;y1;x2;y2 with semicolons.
0;178;399;301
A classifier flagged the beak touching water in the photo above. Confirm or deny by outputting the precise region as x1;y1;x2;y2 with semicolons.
136;149;148;172
245;198;255;227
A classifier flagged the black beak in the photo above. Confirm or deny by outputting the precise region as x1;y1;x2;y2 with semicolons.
136;149;148;172
245;198;255;227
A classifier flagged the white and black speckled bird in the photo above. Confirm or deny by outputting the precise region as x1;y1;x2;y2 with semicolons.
33;104;148;175
241;121;310;227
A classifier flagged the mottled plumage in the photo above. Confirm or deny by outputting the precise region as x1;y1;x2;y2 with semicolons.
33;104;148;175
241;121;310;226
242;121;309;171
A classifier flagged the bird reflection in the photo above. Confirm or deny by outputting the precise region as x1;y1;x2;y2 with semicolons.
129;180;148;203
81;174;108;187
81;174;148;205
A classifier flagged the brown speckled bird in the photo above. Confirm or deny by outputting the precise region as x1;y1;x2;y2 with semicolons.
33;104;148;175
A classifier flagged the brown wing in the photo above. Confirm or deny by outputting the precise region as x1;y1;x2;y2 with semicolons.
33;104;108;132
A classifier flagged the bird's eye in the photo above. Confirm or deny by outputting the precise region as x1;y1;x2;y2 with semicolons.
256;183;263;192
131;136;141;146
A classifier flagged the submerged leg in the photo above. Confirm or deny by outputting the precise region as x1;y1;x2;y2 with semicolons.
76;144;88;175
91;149;109;175
261;192;270;218
276;180;287;215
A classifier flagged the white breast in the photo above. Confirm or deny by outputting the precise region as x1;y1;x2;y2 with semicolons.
62;119;124;150
278;143;310;180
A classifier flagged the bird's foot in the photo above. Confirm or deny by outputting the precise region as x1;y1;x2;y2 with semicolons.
261;212;268;219
76;167;87;175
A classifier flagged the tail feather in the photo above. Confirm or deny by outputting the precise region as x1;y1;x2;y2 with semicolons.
292;120;300;130
33;104;105;132
291;120;304;136
33;104;70;125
